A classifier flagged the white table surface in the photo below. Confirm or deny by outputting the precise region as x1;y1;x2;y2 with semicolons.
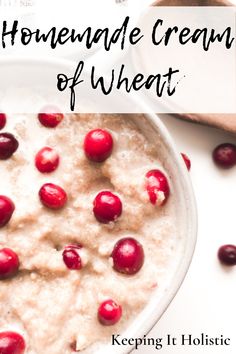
135;115;236;353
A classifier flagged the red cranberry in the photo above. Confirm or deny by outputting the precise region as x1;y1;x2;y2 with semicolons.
0;331;25;354
39;183;67;209
0;114;6;130
63;245;82;270
93;191;122;223
0;196;15;227
181;153;191;171
35;147;59;173
213;143;236;169
0;133;19;160
218;244;236;266
38;108;64;128
98;299;122;326
84;129;113;162
70;341;79;352
111;237;144;275
0;248;19;280
145;169;170;205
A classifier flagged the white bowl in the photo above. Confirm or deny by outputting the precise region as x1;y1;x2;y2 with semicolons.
0;58;197;354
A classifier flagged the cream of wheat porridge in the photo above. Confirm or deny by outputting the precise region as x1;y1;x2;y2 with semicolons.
0;113;179;354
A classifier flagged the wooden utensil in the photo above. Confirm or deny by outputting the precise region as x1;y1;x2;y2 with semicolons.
153;0;236;134
154;0;232;5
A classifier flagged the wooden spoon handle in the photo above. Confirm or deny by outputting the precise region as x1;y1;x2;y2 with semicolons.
175;114;236;134
153;0;232;6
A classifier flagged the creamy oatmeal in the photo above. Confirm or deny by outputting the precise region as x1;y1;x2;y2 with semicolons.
0;113;179;354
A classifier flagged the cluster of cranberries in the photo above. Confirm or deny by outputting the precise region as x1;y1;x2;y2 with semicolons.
181;143;236;171
181;144;236;267
211;143;236;267
2;112;233;351
0;112;172;347
84;128;171;327
0;113;67;354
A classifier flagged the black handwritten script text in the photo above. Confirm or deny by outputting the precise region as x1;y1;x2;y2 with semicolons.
57;62;183;111
0;16;234;110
